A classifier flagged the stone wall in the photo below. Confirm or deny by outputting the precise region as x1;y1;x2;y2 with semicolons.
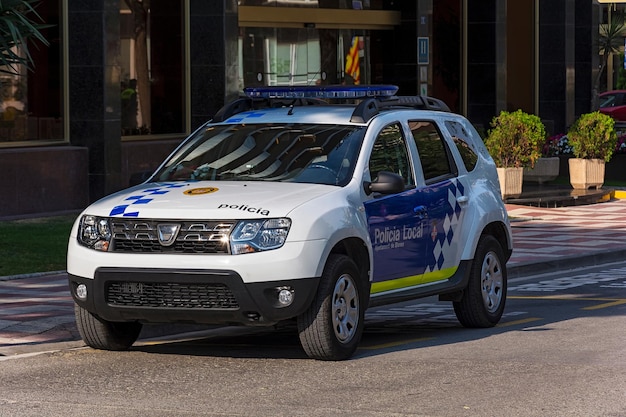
0;146;89;218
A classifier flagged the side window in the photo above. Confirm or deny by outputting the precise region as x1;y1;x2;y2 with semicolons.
409;121;455;183
369;122;414;187
445;120;479;171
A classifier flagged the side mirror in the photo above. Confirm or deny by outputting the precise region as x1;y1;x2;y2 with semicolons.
364;171;405;195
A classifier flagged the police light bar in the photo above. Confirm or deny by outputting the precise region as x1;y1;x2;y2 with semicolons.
244;85;398;99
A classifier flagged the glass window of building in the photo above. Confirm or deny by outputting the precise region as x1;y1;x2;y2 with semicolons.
239;28;369;87
0;1;63;145
238;1;383;10
239;27;369;88
236;0;398;88
120;0;185;137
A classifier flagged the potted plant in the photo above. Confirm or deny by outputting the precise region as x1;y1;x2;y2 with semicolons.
484;110;545;199
567;111;617;189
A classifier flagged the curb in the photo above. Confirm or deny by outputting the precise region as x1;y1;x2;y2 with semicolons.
0;340;86;359
507;248;626;279
612;189;626;199
0;270;66;282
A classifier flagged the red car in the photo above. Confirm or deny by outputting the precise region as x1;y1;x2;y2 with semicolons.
598;90;626;121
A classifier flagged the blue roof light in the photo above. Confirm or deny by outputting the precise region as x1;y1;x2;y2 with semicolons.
244;85;398;100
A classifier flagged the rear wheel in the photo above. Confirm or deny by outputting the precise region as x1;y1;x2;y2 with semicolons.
453;235;507;327
74;303;142;350
297;255;365;360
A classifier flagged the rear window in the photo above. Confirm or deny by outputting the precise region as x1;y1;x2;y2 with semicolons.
444;120;479;171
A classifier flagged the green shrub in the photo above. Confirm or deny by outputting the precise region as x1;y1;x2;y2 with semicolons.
567;111;617;162
484;110;545;168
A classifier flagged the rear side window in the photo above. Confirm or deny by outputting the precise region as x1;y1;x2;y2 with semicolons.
444;120;479;172
409;121;455;183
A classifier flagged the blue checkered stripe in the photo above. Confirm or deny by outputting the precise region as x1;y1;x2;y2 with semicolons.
109;183;188;217
426;178;466;273
225;111;266;123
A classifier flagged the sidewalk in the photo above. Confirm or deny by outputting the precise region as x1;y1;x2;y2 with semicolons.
3;198;626;356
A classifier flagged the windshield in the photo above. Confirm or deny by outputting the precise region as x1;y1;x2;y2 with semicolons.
155;123;365;186
599;94;616;108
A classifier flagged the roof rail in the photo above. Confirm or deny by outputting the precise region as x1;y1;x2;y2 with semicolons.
350;95;451;123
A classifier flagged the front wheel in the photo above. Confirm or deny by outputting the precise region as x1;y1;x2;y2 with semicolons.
453;235;507;328
74;303;142;350
297;255;365;360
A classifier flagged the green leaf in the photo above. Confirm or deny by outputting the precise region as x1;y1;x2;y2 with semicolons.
0;0;50;74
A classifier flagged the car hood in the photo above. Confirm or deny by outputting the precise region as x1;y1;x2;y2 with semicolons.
85;181;337;219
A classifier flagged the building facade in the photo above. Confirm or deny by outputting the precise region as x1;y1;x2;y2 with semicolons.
0;0;602;218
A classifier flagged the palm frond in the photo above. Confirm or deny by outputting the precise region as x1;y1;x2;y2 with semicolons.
0;0;50;74
599;14;625;56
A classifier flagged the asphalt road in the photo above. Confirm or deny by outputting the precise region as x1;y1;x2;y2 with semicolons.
1;261;625;417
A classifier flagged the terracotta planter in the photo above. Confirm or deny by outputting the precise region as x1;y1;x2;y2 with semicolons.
568;158;605;189
523;157;559;184
497;167;523;199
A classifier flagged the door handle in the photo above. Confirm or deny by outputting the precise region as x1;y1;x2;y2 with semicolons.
457;196;469;206
413;205;427;219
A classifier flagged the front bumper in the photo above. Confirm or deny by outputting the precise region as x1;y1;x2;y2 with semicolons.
69;267;319;326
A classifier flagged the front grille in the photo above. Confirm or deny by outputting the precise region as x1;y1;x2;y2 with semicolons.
111;219;235;254
106;281;239;309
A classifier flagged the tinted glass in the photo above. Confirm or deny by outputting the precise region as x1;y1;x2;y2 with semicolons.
368;122;414;186
445;120;478;171
155;123;364;186
409;121;454;182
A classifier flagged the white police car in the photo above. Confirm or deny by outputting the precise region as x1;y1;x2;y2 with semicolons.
67;85;513;360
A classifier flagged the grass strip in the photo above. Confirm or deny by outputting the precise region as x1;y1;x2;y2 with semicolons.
0;215;77;277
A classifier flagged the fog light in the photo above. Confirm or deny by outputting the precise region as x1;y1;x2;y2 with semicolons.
76;284;88;301
277;287;294;306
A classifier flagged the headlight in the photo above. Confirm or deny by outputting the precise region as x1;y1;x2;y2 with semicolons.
78;215;112;252
230;218;291;254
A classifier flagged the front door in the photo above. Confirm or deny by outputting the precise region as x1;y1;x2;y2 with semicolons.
364;122;429;294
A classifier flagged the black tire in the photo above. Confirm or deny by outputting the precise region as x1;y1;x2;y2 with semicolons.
297;255;365;360
74;303;142;351
453;235;507;328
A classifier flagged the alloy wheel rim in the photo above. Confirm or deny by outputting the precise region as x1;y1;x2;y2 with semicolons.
481;251;503;313
332;274;359;343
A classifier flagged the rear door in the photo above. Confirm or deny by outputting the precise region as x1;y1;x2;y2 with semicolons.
408;120;468;282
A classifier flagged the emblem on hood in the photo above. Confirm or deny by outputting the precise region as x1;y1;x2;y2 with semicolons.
157;223;181;246
184;187;219;195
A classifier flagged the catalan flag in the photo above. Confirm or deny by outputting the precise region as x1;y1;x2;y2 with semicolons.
345;36;361;85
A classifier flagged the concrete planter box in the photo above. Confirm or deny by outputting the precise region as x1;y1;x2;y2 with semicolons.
569;158;605;190
497;167;523;199
523;157;559;184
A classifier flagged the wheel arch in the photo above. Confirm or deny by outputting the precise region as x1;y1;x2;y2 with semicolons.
328;237;372;305
329;237;371;282
481;221;513;263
